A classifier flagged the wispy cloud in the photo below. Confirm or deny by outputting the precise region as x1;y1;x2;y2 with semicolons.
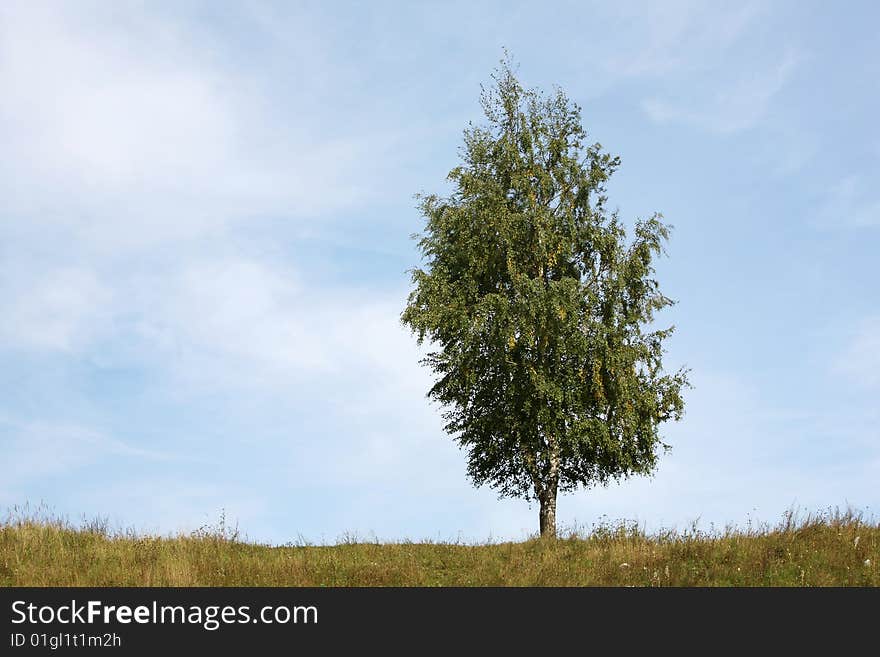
0;2;405;253
0;266;112;352
641;50;800;134
135;257;425;394
604;1;764;78
0;2;428;395
0;415;172;485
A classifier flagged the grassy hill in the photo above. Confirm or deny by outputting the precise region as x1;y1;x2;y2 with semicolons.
1;508;876;586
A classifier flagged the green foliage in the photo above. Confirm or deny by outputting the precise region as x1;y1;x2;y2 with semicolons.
401;57;689;517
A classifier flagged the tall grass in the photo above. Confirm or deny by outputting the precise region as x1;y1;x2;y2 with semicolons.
1;504;877;586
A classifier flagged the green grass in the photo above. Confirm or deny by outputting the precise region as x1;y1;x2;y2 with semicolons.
1;506;877;586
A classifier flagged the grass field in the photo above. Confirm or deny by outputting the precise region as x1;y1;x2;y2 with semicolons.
1;506;877;586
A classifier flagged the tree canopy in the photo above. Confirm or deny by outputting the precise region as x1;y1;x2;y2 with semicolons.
401;57;689;537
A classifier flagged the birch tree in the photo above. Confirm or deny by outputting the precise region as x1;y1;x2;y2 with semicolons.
402;57;688;538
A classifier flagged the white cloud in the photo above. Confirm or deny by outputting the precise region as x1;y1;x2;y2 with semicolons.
605;1;764;78
0;1;429;398
0;247;429;409
0;2;403;253
0;266;112;352
0;6;232;187
641;50;800;133
0;250;429;411
127;256;425;396
0;414;171;485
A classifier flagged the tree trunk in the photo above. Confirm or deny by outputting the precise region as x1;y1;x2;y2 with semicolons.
538;486;557;538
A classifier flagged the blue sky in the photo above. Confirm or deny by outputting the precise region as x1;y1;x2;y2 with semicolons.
1;1;878;544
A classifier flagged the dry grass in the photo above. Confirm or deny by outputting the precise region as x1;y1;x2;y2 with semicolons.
1;506;877;586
